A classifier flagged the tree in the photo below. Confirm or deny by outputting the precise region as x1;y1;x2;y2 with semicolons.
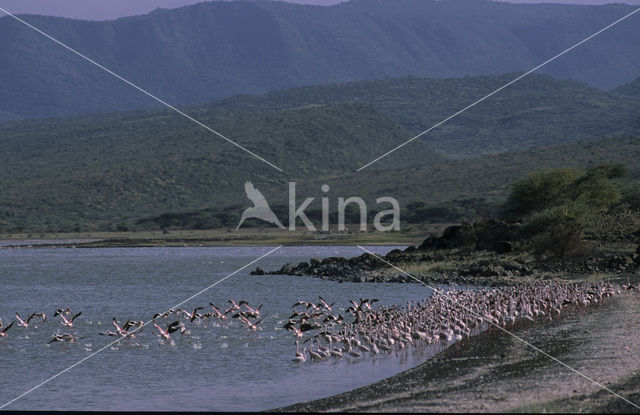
505;168;582;217
504;163;627;259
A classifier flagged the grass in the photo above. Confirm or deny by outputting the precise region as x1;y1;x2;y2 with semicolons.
0;225;446;247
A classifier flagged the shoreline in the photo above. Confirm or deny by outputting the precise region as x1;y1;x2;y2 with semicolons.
277;292;640;413
0;225;450;248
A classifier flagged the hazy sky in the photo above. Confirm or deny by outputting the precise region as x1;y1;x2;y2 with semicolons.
0;0;639;21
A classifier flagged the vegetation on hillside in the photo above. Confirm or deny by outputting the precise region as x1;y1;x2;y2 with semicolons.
0;103;439;233
115;137;640;233
0;71;638;234
614;75;640;98
202;73;640;157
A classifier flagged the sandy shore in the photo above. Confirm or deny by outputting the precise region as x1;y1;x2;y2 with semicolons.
278;292;640;413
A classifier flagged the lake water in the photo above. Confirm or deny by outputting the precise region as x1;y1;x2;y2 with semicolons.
0;245;438;411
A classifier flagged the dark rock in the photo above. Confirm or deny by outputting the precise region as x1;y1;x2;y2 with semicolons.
417;219;519;253
493;241;512;253
250;266;264;275
474;220;519;251
280;262;295;274
309;258;321;267
607;255;634;270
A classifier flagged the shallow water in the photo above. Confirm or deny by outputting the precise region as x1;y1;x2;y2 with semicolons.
0;246;439;411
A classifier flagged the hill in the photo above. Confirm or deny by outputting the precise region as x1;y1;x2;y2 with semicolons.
199;73;640;157
0;103;441;232
135;136;640;231
1;0;639;119
312;136;640;221
615;76;640;97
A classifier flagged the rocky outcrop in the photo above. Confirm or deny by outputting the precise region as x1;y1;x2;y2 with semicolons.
254;219;639;284
418;219;517;253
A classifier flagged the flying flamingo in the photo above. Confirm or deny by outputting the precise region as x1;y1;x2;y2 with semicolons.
286;325;303;338
48;333;78;344
154;323;171;340
15;313;36;328
240;315;264;331
318;296;336;311
0;322;14;338
240;301;263;318
182;307;204;322
59;312;82;328
209;303;228;320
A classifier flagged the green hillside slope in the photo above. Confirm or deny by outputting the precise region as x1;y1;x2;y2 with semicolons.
0;103;440;232
137;136;640;230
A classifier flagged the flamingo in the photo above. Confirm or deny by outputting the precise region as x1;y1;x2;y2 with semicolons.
182;307;204;322
240;315;264;331
59;312;82;328
54;308;71;317
287;325;303;338
154;321;184;340
241;302;263;318
304;339;325;361
209;303;228;320
48;333;78;344
16;312;36;328
0;322;14;338
292;340;306;363
318;296;336;311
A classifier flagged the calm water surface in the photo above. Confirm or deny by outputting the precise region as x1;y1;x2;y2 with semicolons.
0;246;438;411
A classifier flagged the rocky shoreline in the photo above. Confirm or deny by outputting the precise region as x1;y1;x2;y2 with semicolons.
253;220;640;286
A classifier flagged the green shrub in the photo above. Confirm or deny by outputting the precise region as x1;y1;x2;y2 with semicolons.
505;163;629;259
505;168;582;217
621;181;640;210
528;202;592;259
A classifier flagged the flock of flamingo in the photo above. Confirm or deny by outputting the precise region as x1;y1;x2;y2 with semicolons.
1;281;636;365
0;299;265;346
283;281;638;363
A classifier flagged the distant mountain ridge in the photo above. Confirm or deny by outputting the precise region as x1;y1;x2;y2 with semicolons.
1;0;639;119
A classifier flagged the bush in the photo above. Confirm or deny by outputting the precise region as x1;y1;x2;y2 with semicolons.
505;168;582;217
621;181;640;210
527;202;591;259
570;164;624;210
504;163;629;259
